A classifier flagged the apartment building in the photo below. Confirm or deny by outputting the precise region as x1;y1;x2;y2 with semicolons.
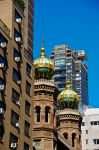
0;0;34;149
81;108;99;150
50;45;88;106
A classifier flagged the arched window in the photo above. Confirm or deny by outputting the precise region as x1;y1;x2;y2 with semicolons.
63;132;68;140
35;106;41;122
45;106;50;122
72;133;76;147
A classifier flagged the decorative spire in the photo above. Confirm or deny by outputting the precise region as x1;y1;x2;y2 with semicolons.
66;80;71;89
40;40;45;58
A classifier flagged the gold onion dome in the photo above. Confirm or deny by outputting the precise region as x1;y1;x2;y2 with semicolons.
34;40;54;80
58;80;79;109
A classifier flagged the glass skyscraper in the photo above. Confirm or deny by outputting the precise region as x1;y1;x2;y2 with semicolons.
50;44;88;107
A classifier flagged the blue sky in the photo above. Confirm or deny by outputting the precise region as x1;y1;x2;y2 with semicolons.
34;0;99;107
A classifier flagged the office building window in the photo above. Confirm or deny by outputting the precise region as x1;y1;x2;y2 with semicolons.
55;59;65;66
24;121;30;137
24;143;29;150
58;84;65;89
26;63;32;76
55;53;65;57
11;110;19;128
93;139;99;144
26;81;31;96
91;121;99;126
25;101;31;115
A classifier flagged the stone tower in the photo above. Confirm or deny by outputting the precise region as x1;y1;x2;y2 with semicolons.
33;41;59;150
57;81;82;150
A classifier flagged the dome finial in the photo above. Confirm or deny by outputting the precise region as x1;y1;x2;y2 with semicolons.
40;40;45;58
42;39;44;48
66;80;71;89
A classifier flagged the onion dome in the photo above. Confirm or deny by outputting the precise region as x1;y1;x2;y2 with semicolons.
34;40;54;80
58;81;79;109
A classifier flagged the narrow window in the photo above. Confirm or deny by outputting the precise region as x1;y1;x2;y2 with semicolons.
26;63;31;76
24;121;30;137
10;133;18;149
35;106;41;122
12;89;20;104
63;132;68;140
86;130;88;134
72;133;76;147
86;139;88;144
45;106;50;123
11;110;19;128
13;68;21;83
25;101;31;115
26;81;31;96
0;120;4;141
24;142;29;150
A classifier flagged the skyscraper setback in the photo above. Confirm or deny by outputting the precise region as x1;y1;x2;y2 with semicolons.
50;44;88;106
0;0;34;149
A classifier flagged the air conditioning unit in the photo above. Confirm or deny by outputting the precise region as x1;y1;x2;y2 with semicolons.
0;85;5;90
0;42;7;48
17;80;21;85
0;63;4;68
15;122;20;128
14;57;21;63
10;143;17;148
16;101;20;106
16;18;22;24
15;37;22;43
0;108;4;114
